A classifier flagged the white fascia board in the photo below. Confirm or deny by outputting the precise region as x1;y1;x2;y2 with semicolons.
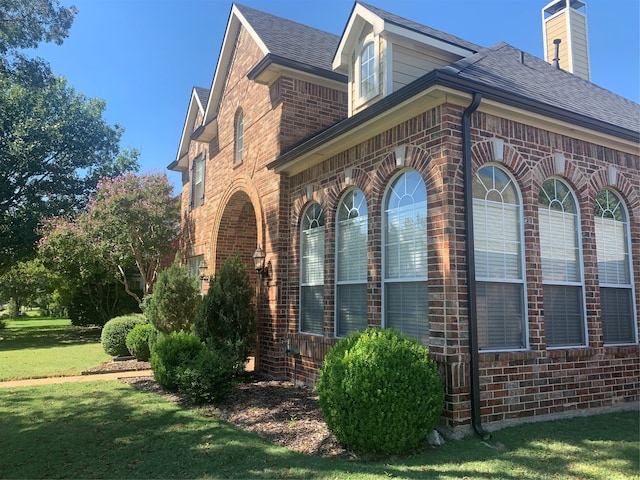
175;90;204;166
384;23;474;58
333;4;384;70
203;5;270;125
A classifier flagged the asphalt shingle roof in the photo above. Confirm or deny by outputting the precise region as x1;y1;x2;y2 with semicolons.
444;42;640;133
194;86;209;109
357;1;481;53
235;3;341;73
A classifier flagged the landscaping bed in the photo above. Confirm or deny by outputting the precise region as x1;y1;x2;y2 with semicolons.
121;374;346;457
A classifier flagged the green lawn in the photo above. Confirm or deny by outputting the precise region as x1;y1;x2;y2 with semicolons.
0;316;110;380
0;380;637;479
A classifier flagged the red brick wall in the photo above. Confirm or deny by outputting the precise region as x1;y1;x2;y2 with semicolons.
280;102;639;435
177;21;638;438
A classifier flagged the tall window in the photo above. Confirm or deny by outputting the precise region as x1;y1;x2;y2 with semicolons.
234;109;244;163
187;255;204;294
336;189;368;336
383;170;428;344
473;165;527;350
191;152;205;209
300;202;325;335
538;178;586;347
594;189;636;344
359;40;375;99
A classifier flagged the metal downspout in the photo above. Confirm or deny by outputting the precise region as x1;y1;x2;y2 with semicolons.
462;92;490;439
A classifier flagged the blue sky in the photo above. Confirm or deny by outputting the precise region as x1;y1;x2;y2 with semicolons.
32;0;640;192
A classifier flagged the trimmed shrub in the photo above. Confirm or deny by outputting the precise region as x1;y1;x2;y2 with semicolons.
101;314;147;357
125;324;157;361
145;261;200;334
193;254;257;368
317;328;444;456
175;347;240;404
150;331;207;391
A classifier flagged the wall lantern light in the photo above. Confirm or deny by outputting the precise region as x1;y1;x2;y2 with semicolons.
252;247;270;278
198;260;210;282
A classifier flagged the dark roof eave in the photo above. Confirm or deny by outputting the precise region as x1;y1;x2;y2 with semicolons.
267;69;638;171
247;53;348;83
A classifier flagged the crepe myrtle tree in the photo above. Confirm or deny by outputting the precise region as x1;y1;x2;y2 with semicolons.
83;173;180;305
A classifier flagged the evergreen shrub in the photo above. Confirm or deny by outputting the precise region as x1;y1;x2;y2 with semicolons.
145;261;200;334
150;331;205;391
175;346;240;404
100;314;147;357
125;324;157;361
193;254;256;369
316;327;444;456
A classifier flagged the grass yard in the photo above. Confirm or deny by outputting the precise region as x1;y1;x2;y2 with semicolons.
0;380;637;479
0;316;110;380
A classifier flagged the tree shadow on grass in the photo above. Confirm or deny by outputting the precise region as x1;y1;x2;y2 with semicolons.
0;325;101;351
0;382;637;479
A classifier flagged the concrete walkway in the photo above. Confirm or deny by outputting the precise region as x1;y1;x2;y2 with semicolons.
0;370;153;388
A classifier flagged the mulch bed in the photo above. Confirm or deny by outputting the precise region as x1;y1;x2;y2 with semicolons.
88;358;345;457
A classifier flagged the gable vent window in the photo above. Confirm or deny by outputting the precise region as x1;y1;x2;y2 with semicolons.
235;108;244;164
191;151;205;209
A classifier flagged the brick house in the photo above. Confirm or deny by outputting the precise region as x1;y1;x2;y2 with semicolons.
169;1;639;436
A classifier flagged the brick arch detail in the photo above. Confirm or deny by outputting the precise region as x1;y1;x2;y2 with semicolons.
370;144;433;217
325;167;372;219
208;175;264;272
589;167;640;224
529;152;589;201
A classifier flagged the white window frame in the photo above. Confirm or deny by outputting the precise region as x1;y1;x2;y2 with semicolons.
538;177;588;349
355;34;379;106
594;189;638;345
473;164;528;351
187;255;204;294
234;109;244;164
382;169;429;345
191;151;205;209
335;188;368;337
299;202;325;336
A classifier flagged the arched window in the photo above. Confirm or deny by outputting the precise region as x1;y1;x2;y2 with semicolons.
335;189;368;336
359;41;375;99
383;170;428;344
538;178;586;347
594;189;637;344
473;165;527;350
234;109;244;163
300;202;325;335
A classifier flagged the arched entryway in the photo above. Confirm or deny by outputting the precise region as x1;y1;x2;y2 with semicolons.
210;180;265;372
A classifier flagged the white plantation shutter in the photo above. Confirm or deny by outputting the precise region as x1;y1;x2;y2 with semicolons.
594;189;636;344
383;171;429;344
473;199;520;279
472;165;526;350
300;203;325;335
594;217;629;285
539;208;579;282
336;190;368;336
538;178;586;348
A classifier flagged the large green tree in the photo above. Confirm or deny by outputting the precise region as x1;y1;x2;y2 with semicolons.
0;0;77;85
0;74;139;273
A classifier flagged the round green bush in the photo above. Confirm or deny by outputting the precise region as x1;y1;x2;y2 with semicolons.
100;314;147;357
317;328;444;456
125;324;157;361
150;331;207;391
175;346;241;404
